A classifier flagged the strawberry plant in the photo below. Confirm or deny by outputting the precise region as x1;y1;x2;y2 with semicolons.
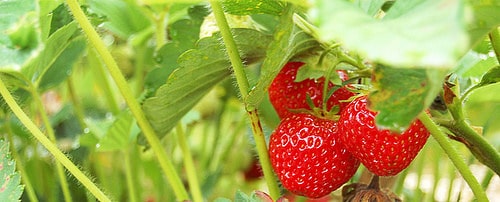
0;0;500;201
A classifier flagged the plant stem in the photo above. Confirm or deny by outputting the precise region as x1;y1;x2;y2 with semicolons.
65;0;189;200
5;118;39;202
124;149;138;202
88;49;121;115
176;124;204;202
209;1;281;199
0;78;112;202
448;99;500;176
488;27;500;64
418;113;489;202
154;6;170;50
30;88;73;202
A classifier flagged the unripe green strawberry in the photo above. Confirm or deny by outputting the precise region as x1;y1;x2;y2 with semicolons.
338;96;430;176
268;62;355;119
269;113;360;198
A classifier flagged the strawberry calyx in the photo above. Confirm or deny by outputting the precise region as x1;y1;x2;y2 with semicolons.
342;175;402;202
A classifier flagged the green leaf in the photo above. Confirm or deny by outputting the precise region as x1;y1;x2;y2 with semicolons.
0;140;23;201
222;0;284;15
0;71;30;90
369;65;446;132
0;0;35;45
0;71;31;110
0;0;37;68
21;22;78;84
354;0;387;16
453;50;499;78
149;5;209;92
477;65;500;88
48;3;74;37
88;0;151;38
143;28;272;138
96;111;135;152
246;9;320;107
317;0;469;68
38;37;86;92
467;0;500;46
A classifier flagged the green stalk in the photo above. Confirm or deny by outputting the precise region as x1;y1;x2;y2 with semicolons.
488;27;500;64
418;113;488;202
6;118;39;202
448;99;500;176
65;0;189;200
154;7;169;50
0;78;112;202
29;88;73;202
88;49;121;115
209;1;281;199
176;124;203;202
124;149;138;202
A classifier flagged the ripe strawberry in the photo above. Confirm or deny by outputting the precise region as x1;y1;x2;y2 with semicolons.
268;62;355;119
338;96;430;176
269;113;360;198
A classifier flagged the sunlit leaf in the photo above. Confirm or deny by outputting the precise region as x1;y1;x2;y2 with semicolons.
97;112;135;152
467;0;500;46
0;0;37;68
317;0;469;68
369;65;446;132
0;0;35;45
88;0;151;38
222;0;284;15
477;65;500;88
143;28;272;138
354;0;387;16
0;140;23;201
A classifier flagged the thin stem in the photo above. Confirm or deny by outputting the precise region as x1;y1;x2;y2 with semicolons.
448;99;500;176
209;1;281;199
88;49;121;115
488;27;500;64
209;0;250;99
124;149;138;202
0;78;112;202
418;113;489;202
65;0;189;200
154;6;170;50
6;118;39;202
247;110;281;199
30;88;73;202
176;124;204;202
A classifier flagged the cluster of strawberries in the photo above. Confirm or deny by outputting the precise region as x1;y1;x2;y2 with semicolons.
267;62;430;198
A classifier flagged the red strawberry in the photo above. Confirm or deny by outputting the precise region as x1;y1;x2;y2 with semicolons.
268;62;355;119
269;113;360;198
338;96;430;176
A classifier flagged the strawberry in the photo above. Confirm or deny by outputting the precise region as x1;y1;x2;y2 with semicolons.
269;113;360;198
338;96;430;176
268;62;355;119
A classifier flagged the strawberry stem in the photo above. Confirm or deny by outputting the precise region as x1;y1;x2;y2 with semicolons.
367;175;381;190
488;27;500;64
418;113;489;202
209;1;281;199
447;97;500;177
66;0;189;200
